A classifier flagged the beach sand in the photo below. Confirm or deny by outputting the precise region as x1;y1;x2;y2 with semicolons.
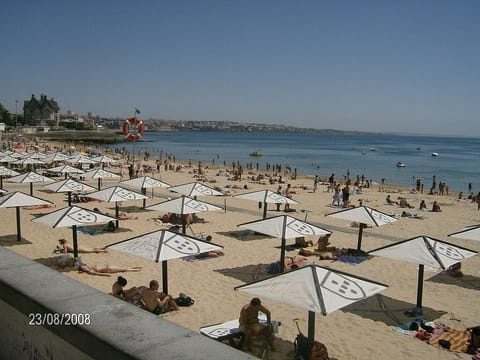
1;141;479;360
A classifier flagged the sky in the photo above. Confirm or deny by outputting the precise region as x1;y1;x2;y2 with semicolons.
1;1;479;136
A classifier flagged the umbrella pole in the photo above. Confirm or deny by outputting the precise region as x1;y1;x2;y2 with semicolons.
68;192;72;207
162;260;168;294
115;202;119;228
30;182;33;196
280;237;286;273
16;207;21;242
263;202;267;219
72;225;79;260
416;264;424;313
1;176;3;189
142;187;147;208
357;223;365;251
308;311;316;344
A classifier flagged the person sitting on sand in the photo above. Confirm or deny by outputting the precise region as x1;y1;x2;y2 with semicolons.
419;200;427;211
56;238;107;254
112;276;141;300
239;297;275;352
432;201;442;212
316;233;341;260
140;280;178;314
77;258;142;277
398;197;414;208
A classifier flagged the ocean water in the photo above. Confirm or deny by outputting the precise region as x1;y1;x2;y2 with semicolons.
112;131;480;194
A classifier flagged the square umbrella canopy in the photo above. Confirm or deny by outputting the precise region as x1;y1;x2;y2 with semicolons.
233;189;299;218
120;176;171;207
325;206;397;251
107;229;224;294
235;264;388;343
448;225;480;242
238;215;331;271
0;191;53;241
368;235;477;314
44;178;97;206
82;168;121;190
7;171;54;195
168;181;224;197
0;166;20;189
32;205;117;259
86;186;148;228
145;195;223;234
46;165;85;179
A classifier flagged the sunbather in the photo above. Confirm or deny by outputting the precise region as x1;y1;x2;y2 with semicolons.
140;280;178;314
77;258;142;277
112;276;142;300
239;297;275;352
56;238;107;254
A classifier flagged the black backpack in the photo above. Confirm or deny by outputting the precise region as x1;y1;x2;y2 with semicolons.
294;331;312;360
175;293;195;307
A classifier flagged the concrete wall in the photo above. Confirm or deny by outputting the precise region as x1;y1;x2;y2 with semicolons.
0;246;254;360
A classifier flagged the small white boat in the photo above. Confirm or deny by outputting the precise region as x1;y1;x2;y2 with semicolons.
361;150;367;155
370;148;376;151
396;162;406;168
249;151;262;157
431;152;439;157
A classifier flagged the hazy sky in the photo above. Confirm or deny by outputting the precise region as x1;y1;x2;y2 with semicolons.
1;1;479;136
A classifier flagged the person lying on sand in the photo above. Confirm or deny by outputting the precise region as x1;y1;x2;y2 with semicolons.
56;238;108;254
77;258;142;277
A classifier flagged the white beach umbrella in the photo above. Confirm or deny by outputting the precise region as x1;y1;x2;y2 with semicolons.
43;152;70;163
66;155;97;166
448;225;480;242
233;189;299;218
46;164;85;180
0;154;20;163
235;264;388;343
168;181;223;197
32;205;116;259
107;229;223;294
120;176;171;207
0;191;53;241
368;235;477;315
87;186;148;228
12;157;46;168
44;178;97;206
7;171;54;195
82;168;121;190
0;166;20;189
325;206;397;251
91;154;117;166
238;215;331;271
146;195;222;233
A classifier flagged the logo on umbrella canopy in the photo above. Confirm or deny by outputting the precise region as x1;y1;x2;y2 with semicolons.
164;234;201;255
68;208;102;223
431;241;465;261
115;188;144;200
320;272;366;301
145;178;164;187
267;193;289;203
287;219;317;235
27;173;45;182
184;198;210;212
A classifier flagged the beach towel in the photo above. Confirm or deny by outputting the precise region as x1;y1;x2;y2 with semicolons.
77;226;105;236
337;254;369;265
428;328;471;353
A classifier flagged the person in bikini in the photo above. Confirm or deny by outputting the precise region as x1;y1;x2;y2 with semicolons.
239;297;275;352
77;258;142;277
56;238;108;254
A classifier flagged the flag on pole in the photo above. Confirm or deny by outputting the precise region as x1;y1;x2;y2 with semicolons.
135;108;141;114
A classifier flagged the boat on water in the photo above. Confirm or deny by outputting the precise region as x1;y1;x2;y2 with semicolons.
396;161;406;168
432;152;439;157
249;151;262;157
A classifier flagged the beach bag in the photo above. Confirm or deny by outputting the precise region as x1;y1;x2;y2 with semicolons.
293;332;311;360
175;293;195;307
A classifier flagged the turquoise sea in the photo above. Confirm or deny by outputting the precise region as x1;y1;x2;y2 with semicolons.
112;131;480;194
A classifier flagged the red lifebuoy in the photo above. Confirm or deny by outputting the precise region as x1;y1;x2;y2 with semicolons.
122;117;145;141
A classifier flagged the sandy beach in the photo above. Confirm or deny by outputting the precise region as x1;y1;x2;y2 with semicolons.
1;140;479;360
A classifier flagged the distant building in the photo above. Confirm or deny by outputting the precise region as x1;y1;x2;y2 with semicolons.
23;94;60;126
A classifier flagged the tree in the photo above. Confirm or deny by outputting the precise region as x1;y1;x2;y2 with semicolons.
0;102;12;125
